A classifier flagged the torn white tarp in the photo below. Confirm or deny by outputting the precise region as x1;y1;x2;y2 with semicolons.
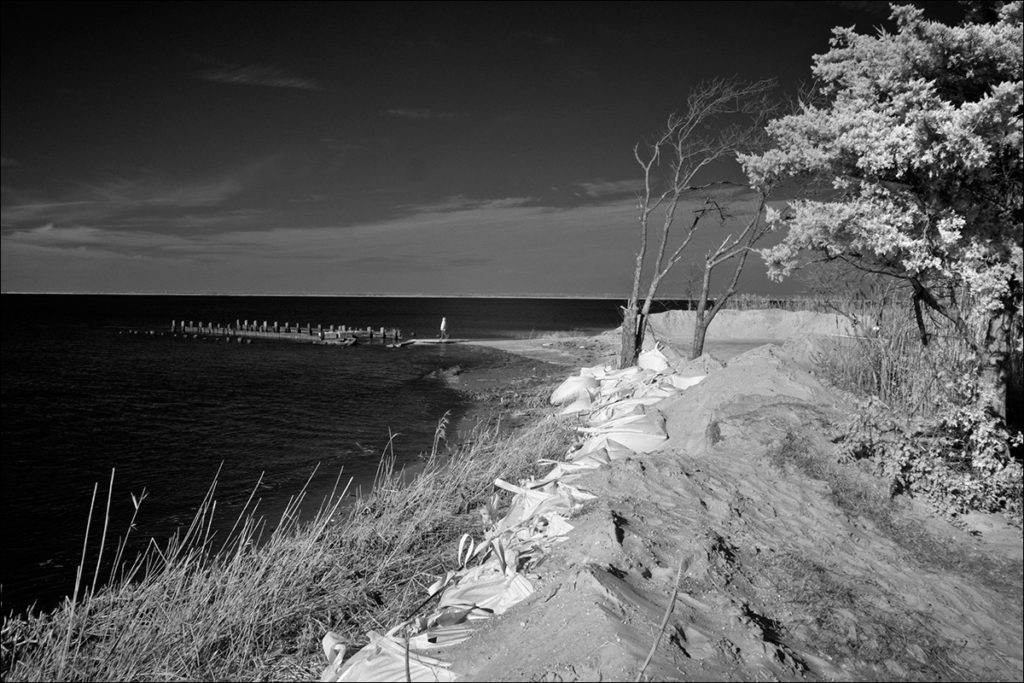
437;562;535;619
490;478;597;535
326;631;458;682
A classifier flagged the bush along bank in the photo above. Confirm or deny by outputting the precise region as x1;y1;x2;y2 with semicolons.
814;308;1023;523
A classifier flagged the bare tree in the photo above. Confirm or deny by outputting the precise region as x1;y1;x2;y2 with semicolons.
689;191;771;358
619;77;776;368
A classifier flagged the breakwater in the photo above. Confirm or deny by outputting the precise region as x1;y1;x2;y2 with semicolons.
169;319;402;344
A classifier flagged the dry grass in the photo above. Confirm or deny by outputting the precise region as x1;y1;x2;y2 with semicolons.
1;393;573;681
719;292;884;314
809;303;978;418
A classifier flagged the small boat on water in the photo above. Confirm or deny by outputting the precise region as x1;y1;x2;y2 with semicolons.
386;339;416;348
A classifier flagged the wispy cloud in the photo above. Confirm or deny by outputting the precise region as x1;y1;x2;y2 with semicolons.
573;179;639;198
571;178;759;203
2;175;245;228
381;108;468;121
1;157;19;168
195;63;321;91
396;194;535;214
2;190;780;295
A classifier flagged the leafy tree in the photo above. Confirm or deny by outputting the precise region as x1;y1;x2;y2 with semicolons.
740;2;1023;421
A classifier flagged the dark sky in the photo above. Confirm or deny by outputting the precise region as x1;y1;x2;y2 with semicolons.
1;1;964;295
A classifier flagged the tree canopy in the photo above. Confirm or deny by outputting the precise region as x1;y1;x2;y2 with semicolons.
740;2;1022;325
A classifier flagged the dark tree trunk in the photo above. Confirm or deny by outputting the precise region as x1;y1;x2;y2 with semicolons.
619;306;644;368
690;263;714;359
691;320;709;360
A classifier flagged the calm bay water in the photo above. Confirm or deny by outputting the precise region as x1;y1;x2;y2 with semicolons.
1;294;658;615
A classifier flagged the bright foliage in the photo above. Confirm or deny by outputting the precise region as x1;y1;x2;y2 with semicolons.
740;2;1023;317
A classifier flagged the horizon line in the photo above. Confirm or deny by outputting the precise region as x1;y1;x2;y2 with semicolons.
1;290;810;300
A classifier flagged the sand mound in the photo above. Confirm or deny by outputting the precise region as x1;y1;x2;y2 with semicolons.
437;344;1022;682
657;344;843;455
646;309;855;342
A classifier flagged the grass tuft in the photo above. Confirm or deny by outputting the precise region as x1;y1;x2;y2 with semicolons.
1;387;573;682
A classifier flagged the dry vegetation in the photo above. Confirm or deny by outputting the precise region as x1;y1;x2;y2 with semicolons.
810;298;1023;522
0;388;573;682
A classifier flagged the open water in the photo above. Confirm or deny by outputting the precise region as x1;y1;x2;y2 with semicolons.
1;295;683;616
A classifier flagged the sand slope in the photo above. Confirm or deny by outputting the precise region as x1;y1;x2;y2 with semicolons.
441;325;1022;681
646;309;856;342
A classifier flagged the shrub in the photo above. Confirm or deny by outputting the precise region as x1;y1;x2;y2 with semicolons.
818;304;1023;522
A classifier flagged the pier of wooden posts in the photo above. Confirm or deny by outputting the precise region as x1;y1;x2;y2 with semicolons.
169;319;403;345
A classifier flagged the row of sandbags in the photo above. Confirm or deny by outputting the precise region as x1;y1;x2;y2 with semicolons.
319;344;704;682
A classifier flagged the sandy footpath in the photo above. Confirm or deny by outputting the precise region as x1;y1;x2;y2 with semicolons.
440;313;1024;682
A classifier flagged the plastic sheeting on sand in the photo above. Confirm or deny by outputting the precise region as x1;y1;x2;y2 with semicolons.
327;630;458;682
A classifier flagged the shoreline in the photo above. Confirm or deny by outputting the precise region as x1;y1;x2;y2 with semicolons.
7;310;1022;682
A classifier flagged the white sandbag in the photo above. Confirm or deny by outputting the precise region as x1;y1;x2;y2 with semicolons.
578;435;637;460
320;632;348;682
329;631;457;682
582;412;661;432
567;447;613;467
437;563;534;618
637;346;670;372
549;375;598;405
600;366;642;382
634;384;676;399
668;374;706;390
580;364;612;378
580;413;667;453
588;401;648;425
599;368;658;398
594;430;666;453
407;623;475;650
535;454;606;485
495;478;596;527
558;391;592;415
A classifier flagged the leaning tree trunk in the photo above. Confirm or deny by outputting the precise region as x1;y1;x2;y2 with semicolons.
619;306;643;369
691;318;709;360
690;263;714;359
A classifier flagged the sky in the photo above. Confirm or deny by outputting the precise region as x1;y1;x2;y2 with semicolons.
1;1;966;296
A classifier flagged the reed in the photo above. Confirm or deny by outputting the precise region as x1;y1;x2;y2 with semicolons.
807;300;978;417
1;391;572;681
717;292;885;314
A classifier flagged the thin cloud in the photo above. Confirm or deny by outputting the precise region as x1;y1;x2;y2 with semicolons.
2;193;780;295
1;157;19;168
574;179;638;198
2;173;249;228
396;194;535;214
572;178;761;204
196;63;321;91
382;108;468;121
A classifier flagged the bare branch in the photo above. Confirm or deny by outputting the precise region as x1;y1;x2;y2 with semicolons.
621;77;780;366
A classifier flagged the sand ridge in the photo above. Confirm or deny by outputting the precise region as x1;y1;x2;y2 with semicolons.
439;313;1023;682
